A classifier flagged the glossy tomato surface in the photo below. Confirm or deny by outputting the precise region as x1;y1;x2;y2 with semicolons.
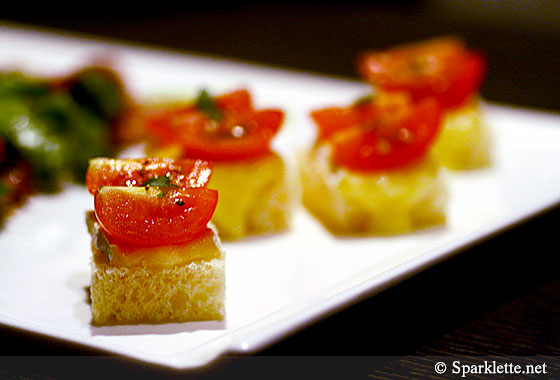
87;157;217;246
145;89;284;161
357;37;485;109
94;186;218;246
311;95;442;172
85;157;212;195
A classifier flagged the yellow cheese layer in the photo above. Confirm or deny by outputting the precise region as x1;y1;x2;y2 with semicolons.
300;144;447;235
85;211;222;268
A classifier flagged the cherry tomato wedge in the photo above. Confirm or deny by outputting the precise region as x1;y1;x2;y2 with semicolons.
357;37;485;109
311;100;379;140
145;89;284;161
85;157;212;195
311;96;442;172
94;186;218;246
215;88;253;120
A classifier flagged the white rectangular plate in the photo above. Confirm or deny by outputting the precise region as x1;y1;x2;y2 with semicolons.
1;26;560;369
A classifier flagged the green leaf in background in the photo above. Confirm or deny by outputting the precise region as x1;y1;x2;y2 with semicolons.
0;69;126;195
195;89;222;121
0;73;50;99
68;70;124;120
0;98;68;190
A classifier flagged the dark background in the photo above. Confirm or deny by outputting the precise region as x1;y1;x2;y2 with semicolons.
3;1;560;111
1;1;560;379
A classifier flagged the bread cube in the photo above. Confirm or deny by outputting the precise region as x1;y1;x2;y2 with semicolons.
299;144;447;235
431;100;492;170
86;211;225;325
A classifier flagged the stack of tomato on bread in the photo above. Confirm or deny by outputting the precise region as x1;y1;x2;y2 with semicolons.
300;36;490;235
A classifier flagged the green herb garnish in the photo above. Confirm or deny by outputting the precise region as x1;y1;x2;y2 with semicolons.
141;176;178;188
86;211;113;263
195;89;222;121
142;176;178;199
353;94;375;106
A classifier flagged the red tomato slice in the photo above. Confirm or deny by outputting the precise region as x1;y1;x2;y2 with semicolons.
94;186;218;246
85;157;212;195
176;109;283;161
144;89;284;161
313;97;442;171
311;101;380;140
357;37;485;109
215;89;254;120
146;105;199;145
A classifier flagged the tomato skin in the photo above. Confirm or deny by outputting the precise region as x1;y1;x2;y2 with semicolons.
311;102;379;140
215;89;254;120
144;89;284;161
312;97;442;172
176;109;283;161
94;186;218;246
87;157;217;246
357;37;486;109
85;157;212;195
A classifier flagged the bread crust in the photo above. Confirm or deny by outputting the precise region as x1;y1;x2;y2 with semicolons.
86;212;225;325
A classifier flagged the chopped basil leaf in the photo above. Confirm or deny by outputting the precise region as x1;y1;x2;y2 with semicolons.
85;211;113;263
353;94;375;106
141;176;178;188
196;89;222;121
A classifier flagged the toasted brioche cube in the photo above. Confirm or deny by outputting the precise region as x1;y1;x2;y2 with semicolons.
299;144;448;235
431;100;491;170
86;211;225;325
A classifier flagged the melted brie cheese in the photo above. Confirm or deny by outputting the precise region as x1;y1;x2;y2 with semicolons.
86;211;222;268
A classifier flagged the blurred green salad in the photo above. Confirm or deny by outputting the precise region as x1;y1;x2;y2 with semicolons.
0;67;129;218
